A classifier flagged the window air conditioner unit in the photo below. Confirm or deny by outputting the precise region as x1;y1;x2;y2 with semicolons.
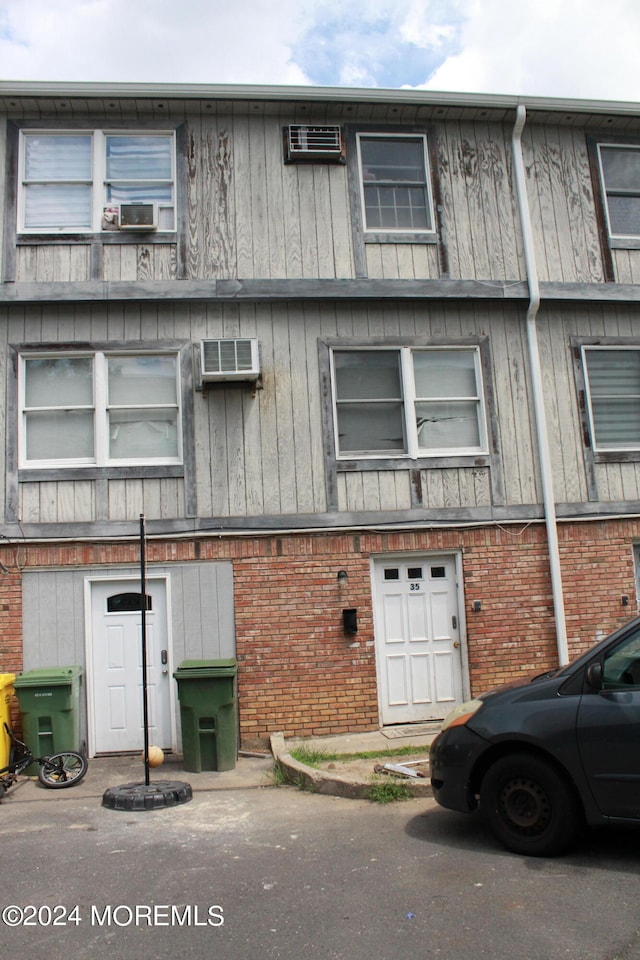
200;338;260;383
118;203;158;230
285;125;344;162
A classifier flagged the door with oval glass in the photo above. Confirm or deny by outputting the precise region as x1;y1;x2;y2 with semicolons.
89;578;172;754
373;556;464;725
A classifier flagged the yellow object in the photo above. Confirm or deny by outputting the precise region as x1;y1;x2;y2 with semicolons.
0;674;16;770
142;745;164;768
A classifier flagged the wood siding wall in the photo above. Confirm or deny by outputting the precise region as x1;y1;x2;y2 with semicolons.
5;104;639;286
4;298;640;528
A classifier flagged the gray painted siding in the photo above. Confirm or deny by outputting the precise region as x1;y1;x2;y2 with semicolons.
7;107;639;287
22;561;236;745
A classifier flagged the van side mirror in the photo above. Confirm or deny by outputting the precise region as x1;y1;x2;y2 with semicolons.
586;662;603;691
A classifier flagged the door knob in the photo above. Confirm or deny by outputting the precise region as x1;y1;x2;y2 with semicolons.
453;640;460;649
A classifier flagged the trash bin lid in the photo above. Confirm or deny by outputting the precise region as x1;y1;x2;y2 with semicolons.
14;666;83;687
0;673;15;690
174;658;237;678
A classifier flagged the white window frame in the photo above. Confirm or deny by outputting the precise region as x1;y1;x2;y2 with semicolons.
356;132;435;235
582;344;640;452
19;350;183;468
330;345;487;460
17;129;177;234
596;142;640;241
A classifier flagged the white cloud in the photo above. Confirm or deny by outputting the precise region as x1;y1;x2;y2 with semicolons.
0;0;312;84
422;0;640;100
0;0;639;103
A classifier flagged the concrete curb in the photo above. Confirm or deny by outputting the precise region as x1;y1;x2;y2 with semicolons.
270;733;433;800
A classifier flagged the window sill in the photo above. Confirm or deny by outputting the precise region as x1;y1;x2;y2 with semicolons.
363;232;438;245
592;450;640;464
16;232;177;245
18;465;185;482
609;237;640;250
337;454;490;471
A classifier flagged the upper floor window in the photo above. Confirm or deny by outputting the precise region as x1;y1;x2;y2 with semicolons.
597;143;640;240
356;133;434;234
19;351;181;467
18;130;176;233
582;346;640;452
331;346;487;459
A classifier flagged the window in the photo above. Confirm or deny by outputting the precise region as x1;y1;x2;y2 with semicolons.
20;352;181;467
597;143;640;240
356;133;434;233
582;346;640;451
602;625;640;689
18;130;176;233
331;347;486;458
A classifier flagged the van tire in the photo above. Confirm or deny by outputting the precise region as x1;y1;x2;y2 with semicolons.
480;753;581;857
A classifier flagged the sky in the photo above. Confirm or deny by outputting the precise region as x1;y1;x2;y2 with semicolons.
0;0;639;103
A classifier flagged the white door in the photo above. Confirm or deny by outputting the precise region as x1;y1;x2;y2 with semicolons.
89;578;172;753
374;556;464;725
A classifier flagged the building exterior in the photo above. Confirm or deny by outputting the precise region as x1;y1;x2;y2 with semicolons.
1;81;640;753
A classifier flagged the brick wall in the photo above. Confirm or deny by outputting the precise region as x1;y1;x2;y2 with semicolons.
0;518;638;749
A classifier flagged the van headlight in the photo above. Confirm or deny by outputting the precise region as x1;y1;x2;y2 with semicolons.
440;699;483;731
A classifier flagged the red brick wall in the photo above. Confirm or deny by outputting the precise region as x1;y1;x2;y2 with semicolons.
0;519;638;749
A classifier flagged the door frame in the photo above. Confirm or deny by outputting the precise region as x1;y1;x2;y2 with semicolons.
84;573;177;757
370;550;471;725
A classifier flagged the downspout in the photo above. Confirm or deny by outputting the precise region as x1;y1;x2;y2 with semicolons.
511;105;569;665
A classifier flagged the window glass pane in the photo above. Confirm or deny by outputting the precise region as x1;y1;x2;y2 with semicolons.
334;351;401;400
360;137;426;182
25;410;94;460
603;626;640;688
107;592;152;613
106;136;172;180
413;350;478;398
416;400;480;449
590;399;640;447
24;184;92;229
106;184;174;204
25;135;92;180
606;195;640;236
586;349;640;395
109;408;179;459
336;402;405;453
364;185;429;230
108;356;177;405
600;146;640;191
25;357;93;406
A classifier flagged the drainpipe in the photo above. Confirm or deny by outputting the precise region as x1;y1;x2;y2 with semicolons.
511;105;569;665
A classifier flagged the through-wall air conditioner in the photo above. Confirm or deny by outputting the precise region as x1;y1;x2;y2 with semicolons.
118;203;158;230
285;124;344;162
200;338;260;383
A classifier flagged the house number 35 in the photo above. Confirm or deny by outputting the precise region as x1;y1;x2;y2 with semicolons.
409;583;421;591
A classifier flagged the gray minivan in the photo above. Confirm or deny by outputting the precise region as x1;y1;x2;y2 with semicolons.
430;616;640;856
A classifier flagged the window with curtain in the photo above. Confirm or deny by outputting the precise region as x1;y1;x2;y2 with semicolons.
597;144;640;240
583;346;640;451
19;130;176;232
356;133;434;233
332;346;486;458
20;352;181;466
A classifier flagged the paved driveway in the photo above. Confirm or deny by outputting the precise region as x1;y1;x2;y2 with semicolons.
1;781;639;960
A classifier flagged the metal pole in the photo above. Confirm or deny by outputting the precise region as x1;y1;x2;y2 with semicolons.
140;514;150;786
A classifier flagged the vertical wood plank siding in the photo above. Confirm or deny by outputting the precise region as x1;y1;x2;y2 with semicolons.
7;111;625;286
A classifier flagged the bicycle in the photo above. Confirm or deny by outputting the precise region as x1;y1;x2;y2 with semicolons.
0;722;88;799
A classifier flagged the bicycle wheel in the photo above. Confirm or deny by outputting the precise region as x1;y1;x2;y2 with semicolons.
38;752;88;789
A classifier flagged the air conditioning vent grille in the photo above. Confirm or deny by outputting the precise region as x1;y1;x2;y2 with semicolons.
201;338;260;382
286;125;344;162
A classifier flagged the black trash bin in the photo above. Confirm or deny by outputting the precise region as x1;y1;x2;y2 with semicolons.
173;660;237;772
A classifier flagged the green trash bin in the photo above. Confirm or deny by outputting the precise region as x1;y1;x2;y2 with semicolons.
173;659;237;773
14;667;83;773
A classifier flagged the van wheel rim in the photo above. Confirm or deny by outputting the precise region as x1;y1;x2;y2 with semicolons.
499;777;551;833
